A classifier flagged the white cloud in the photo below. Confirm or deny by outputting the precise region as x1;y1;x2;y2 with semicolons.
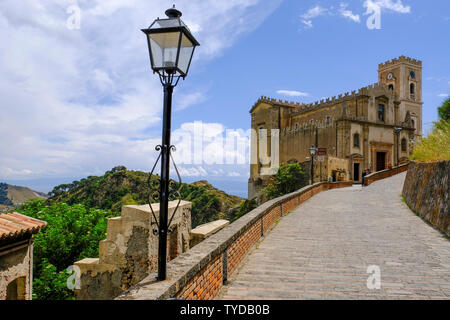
300;6;329;29
363;0;411;14
301;6;329;20
302;1;410;29
0;0;281;182
438;93;449;98
277;90;309;97
178;166;208;177
302;20;313;29
175;92;206;111
339;3;361;23
0;168;34;178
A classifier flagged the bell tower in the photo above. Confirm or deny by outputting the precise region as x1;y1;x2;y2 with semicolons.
378;56;423;139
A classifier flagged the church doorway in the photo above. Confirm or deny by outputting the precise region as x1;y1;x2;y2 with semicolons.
376;152;386;171
353;163;360;181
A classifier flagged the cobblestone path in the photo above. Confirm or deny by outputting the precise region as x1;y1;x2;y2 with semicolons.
220;172;450;300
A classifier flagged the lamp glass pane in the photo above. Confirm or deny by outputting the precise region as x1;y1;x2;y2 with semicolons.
150;18;183;29
149;31;181;70
177;33;195;75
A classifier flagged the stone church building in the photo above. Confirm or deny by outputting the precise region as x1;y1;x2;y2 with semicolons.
249;56;422;199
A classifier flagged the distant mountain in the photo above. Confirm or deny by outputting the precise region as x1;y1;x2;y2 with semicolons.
0;182;48;210
48;166;245;228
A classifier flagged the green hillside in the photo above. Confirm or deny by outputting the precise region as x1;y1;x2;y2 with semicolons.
0;182;47;209
49;166;244;228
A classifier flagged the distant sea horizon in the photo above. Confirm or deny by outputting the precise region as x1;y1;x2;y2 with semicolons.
3;176;249;200
183;177;249;199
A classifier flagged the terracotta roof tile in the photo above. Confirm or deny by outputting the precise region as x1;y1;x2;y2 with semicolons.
0;212;47;241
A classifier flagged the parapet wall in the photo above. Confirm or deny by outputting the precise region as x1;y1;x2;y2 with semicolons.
363;163;409;186
253;82;394;120
402;161;449;236
378;56;422;70
116;181;353;300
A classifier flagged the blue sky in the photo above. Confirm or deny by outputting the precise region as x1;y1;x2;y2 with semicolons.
0;0;449;197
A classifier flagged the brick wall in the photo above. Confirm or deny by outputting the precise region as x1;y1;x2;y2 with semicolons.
227;220;261;276
263;205;281;234
175;254;222;300
363;163;409;186
116;181;354;301
281;195;300;214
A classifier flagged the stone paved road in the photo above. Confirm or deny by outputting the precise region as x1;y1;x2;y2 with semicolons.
220;172;450;300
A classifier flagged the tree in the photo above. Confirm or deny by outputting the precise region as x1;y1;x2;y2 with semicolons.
262;163;308;201
0;183;13;206
233;199;258;221
438;97;450;121
17;199;114;300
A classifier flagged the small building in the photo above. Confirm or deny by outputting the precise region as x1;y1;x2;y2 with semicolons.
0;212;46;300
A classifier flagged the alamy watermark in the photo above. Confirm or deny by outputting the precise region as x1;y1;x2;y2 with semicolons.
365;1;382;30
66;265;81;290
366;265;381;289
170;121;279;173
66;4;81;30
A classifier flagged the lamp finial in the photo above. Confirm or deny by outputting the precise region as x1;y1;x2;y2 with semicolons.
165;6;182;18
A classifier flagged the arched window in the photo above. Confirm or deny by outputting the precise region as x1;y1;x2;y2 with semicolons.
411;119;415;129
388;84;394;91
401;138;407;152
410;83;415;95
353;133;360;148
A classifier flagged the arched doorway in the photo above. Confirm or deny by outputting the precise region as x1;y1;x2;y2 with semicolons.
6;277;27;300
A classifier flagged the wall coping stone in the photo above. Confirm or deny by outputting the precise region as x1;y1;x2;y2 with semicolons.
364;163;409;186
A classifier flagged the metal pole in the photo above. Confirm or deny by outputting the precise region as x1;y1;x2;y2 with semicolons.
157;83;174;281
396;131;399;174
311;154;314;185
396;131;399;167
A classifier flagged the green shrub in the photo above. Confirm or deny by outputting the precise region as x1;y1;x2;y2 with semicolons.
17;199;114;300
438;97;450;121
411;120;450;162
262;163;308;200
234;199;258;221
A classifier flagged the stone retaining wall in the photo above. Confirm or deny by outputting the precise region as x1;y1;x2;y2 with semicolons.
363;163;409;186
402;161;449;236
116;181;353;300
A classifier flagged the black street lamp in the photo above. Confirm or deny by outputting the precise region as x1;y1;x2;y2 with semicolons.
142;6;199;281
309;145;317;185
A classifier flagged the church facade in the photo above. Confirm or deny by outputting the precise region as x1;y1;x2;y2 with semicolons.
248;56;422;199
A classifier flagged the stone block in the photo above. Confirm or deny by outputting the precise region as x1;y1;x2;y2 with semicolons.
190;220;230;247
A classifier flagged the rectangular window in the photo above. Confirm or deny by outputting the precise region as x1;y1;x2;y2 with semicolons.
353;134;360;148
378;104;385;122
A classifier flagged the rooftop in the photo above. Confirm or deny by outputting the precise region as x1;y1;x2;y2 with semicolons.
0;212;47;242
